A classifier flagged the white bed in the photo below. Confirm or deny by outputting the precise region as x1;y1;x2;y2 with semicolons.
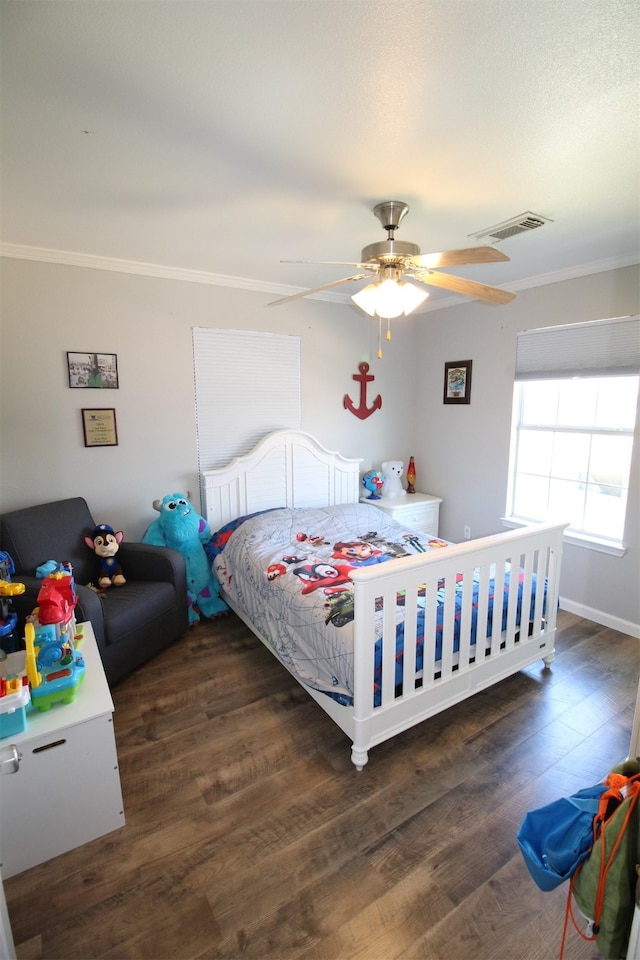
201;429;567;769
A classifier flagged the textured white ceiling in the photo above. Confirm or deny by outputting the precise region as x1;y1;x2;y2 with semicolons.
1;0;638;308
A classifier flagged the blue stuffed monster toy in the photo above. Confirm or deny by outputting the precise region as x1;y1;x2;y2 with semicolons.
142;492;227;624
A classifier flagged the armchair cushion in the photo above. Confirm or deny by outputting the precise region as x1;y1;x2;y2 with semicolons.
0;497;189;685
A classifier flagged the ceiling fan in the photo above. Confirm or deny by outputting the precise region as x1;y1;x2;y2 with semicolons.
268;200;516;315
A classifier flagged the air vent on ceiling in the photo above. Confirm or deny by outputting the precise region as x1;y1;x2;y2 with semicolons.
469;211;553;244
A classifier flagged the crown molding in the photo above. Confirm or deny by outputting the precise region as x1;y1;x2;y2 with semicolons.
421;252;640;312
1;243;637;311
0;243;349;303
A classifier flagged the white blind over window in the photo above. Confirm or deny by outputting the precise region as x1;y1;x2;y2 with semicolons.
515;315;640;380
192;328;301;471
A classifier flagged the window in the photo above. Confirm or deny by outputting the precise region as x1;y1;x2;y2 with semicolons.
192;327;301;471
506;316;639;551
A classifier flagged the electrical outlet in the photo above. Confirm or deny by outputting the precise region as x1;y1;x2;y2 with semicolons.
464;525;472;540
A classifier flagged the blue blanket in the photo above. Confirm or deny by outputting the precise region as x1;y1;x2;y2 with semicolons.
376;568;543;706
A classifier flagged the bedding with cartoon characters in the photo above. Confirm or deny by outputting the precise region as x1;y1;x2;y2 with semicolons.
208;501;546;708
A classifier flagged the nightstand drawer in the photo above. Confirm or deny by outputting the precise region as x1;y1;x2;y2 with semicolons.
360;492;442;538
400;502;439;536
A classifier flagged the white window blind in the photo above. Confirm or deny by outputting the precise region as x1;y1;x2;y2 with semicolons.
192;328;301;471
515;315;640;380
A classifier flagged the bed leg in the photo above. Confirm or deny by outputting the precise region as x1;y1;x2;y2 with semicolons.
351;745;369;771
542;648;556;668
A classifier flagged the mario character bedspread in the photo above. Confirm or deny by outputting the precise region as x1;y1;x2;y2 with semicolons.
208;502;543;707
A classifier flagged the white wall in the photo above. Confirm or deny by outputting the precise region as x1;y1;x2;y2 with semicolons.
412;264;640;634
2;256;638;634
0;258;415;538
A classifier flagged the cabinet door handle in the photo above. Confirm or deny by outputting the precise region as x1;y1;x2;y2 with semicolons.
0;744;22;775
32;739;67;754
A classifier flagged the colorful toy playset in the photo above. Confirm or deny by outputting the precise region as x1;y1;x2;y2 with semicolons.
1;553;24;655
23;617;85;713
0;551;28;737
0;556;86;738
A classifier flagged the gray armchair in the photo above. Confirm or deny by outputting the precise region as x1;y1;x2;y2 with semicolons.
0;497;189;685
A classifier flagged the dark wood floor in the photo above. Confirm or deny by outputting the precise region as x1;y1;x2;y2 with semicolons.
4;609;638;960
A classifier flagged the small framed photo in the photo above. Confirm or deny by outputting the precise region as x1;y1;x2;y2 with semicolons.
67;352;119;389
443;360;473;405
82;408;118;447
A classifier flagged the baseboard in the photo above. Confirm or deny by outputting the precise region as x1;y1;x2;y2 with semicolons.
560;596;640;640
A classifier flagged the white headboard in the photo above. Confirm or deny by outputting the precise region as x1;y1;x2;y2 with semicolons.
200;429;362;532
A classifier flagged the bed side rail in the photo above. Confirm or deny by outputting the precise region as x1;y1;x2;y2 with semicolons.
349;521;568;721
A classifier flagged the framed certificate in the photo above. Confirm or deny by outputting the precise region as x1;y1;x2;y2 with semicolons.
82;408;118;447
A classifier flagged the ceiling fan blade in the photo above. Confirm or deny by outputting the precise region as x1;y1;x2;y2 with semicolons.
267;274;371;307
281;259;372;267
415;270;516;305
409;246;509;269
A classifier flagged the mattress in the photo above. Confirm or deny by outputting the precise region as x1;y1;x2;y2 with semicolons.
208;502;541;707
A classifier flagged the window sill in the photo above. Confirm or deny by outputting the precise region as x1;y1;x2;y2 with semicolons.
501;518;627;557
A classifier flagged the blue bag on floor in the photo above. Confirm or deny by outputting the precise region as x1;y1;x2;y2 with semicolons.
517;783;608;891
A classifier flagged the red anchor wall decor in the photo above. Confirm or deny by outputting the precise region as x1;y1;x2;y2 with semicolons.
343;362;382;420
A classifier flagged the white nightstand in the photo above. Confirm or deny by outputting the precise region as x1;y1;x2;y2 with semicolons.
0;621;125;878
360;492;442;537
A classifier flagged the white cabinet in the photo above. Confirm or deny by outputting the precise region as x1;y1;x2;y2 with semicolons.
360;492;442;537
0;622;124;878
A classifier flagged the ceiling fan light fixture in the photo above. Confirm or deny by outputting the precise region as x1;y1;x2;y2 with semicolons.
351;276;429;319
351;282;379;317
272;199;515;313
376;277;407;319
400;281;429;314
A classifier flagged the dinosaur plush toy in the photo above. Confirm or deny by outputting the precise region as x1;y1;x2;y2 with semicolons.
142;492;227;624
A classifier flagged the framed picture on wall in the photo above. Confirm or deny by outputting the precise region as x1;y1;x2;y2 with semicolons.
82;408;118;447
67;352;119;389
443;360;472;405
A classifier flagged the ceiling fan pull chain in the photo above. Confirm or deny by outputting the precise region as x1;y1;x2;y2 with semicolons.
378;315;383;359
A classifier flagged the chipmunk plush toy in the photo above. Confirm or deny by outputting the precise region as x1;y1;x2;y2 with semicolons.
85;523;126;588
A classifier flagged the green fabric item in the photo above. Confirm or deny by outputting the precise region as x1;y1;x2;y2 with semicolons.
572;758;640;960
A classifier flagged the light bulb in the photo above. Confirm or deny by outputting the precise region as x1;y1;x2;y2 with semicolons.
375;278;405;319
